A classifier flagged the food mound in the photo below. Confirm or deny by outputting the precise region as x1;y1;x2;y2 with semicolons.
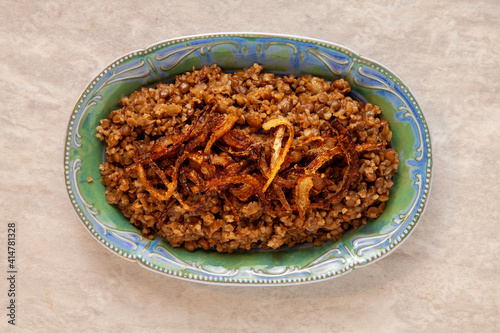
96;64;399;253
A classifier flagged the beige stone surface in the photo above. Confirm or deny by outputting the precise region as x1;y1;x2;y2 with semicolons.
1;0;499;332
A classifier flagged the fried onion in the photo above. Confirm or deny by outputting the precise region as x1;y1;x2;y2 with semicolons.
204;114;239;154
261;117;294;192
295;176;314;219
130;102;379;223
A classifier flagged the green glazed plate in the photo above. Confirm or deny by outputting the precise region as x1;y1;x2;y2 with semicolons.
64;33;432;285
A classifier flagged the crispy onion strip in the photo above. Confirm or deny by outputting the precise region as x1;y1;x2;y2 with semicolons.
272;183;292;212
292;119;361;215
271;126;285;167
323;119;360;206
206;174;269;211
229;183;255;201
185;108;221;152
356;142;387;153
136;164;175;201
179;165;205;194
204;114;239;154
295;176;314;219
292;147;342;219
134;143;176;201
149;132;184;160
304;146;343;175
261;117;294;192
217;129;260;159
220;129;256;150
291;136;325;150
150;106;208;161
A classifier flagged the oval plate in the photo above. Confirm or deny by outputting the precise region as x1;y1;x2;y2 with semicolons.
64;33;432;285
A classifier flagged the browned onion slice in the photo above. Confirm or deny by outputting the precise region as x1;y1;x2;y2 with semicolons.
204;114;239;154
295;176;314;219
261;117;294;192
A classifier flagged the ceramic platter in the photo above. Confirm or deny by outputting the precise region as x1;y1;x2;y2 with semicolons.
64;33;432;285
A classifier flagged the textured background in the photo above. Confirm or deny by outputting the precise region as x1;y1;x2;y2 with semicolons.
1;0;499;332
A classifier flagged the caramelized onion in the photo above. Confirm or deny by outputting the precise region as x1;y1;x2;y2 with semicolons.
204;114;239;154
355;142;388;152
130;99;368;223
261;117;294;192
136;164;175;201
295;176;314;219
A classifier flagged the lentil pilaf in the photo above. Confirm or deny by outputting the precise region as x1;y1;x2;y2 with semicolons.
96;63;399;253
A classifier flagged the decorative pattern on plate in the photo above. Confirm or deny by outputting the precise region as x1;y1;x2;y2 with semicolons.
64;33;432;285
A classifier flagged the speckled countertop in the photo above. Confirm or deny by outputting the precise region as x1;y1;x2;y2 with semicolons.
1;0;499;332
